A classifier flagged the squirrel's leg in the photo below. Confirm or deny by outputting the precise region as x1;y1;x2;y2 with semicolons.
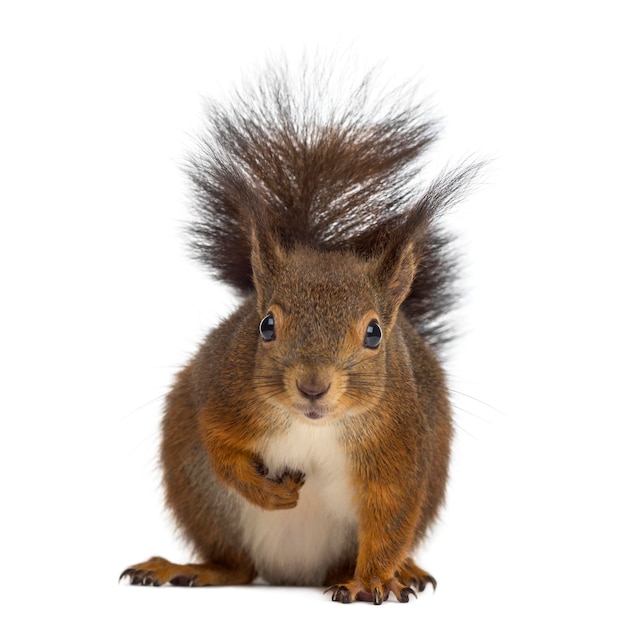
328;478;433;604
120;556;256;587
200;410;305;511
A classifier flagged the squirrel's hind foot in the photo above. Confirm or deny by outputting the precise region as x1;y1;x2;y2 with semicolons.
395;557;437;593
119;556;254;587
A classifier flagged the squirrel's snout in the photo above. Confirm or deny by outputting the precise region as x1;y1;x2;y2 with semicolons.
296;380;331;401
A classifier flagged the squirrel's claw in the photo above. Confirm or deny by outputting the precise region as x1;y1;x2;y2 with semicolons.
387;581;417;603
416;574;436;593
373;587;383;605
400;586;417;602
326;584;353;603
395;557;437;593
119;567;162;587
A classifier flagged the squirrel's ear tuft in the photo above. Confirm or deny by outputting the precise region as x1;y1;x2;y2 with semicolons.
250;227;284;310
374;241;420;320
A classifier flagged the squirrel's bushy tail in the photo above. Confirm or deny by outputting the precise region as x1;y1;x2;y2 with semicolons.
187;62;478;350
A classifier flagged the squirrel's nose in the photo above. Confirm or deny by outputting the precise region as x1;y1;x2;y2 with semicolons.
296;380;331;401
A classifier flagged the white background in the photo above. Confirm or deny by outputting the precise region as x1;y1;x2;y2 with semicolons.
1;1;620;624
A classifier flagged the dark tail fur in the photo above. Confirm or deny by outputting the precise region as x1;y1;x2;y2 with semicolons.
187;62;478;350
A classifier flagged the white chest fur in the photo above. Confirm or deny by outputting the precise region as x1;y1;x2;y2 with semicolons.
238;419;358;585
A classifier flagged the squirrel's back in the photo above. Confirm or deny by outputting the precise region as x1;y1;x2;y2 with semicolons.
187;62;476;350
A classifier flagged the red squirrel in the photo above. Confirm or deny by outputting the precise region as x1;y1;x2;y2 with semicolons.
121;63;477;604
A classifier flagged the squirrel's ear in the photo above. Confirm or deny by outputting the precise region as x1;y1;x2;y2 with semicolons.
250;227;284;309
374;241;419;319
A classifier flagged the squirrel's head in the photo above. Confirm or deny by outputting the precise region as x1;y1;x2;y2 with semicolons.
250;230;419;423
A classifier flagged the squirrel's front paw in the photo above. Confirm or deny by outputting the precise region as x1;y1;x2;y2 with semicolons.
327;577;417;605
252;463;306;510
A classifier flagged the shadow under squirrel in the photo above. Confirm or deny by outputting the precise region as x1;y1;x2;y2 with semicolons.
121;63;477;604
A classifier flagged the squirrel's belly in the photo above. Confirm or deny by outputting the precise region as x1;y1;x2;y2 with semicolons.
238;420;358;586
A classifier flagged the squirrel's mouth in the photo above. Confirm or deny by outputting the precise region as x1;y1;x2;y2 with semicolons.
304;410;323;420
299;404;330;420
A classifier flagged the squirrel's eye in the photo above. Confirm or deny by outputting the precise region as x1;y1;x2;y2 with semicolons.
259;312;276;342
364;320;382;349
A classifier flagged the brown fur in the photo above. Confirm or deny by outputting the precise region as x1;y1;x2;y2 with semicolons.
121;62;476;603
